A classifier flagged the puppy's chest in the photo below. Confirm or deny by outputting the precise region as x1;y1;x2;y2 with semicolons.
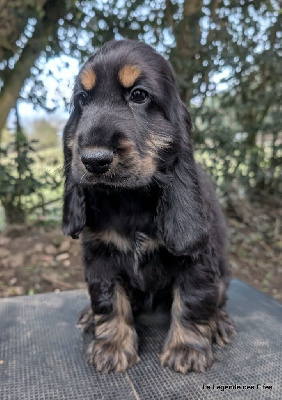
132;231;160;272
85;188;161;277
85;227;159;259
84;226;161;282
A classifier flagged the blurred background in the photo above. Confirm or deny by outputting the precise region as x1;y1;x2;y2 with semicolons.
0;0;281;299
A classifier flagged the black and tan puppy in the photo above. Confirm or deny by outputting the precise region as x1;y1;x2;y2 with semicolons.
62;40;235;374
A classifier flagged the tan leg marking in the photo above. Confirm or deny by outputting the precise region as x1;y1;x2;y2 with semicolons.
86;284;139;373
160;288;215;373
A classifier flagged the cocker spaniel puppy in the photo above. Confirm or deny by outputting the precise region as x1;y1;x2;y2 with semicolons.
63;40;235;374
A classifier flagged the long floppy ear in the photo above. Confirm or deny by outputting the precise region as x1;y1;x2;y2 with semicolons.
62;112;86;239
156;104;209;256
62;179;86;239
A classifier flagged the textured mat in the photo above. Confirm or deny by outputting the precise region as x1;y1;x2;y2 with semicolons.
0;279;281;400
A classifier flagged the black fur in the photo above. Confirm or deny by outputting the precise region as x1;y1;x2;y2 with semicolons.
63;40;235;374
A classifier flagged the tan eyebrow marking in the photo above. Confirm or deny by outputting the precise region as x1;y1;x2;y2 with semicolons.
118;65;141;88
81;68;96;91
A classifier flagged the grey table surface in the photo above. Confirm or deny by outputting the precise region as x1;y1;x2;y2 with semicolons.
0;279;281;400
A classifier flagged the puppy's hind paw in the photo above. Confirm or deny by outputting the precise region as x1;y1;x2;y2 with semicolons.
77;304;95;333
214;309;236;346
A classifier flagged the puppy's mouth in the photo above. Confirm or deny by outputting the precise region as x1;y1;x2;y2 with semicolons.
72;140;158;188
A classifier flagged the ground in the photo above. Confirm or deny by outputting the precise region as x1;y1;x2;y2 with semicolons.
0;200;281;301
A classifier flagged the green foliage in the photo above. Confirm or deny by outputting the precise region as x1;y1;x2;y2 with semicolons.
0;114;62;225
188;0;282;196
0;0;46;63
0;0;281;208
193;95;281;196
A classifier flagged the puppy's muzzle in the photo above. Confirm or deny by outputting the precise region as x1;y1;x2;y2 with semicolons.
81;148;114;174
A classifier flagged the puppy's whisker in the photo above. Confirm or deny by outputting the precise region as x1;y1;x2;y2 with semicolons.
80;173;86;184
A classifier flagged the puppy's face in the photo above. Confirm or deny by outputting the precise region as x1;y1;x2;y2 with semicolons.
66;41;181;188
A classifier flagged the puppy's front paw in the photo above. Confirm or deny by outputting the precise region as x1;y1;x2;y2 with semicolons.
86;337;140;373
160;344;214;374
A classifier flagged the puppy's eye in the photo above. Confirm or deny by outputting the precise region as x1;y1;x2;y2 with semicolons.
76;92;89;107
130;89;148;104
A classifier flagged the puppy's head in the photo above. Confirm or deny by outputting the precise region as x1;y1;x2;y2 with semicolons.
64;40;181;188
63;40;208;255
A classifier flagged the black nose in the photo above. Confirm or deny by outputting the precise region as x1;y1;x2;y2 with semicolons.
81;148;114;174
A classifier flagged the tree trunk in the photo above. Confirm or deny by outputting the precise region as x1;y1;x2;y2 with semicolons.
166;0;203;103
0;0;68;134
0;45;41;132
2;201;26;225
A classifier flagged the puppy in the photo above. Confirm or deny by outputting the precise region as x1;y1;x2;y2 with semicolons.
62;39;235;374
